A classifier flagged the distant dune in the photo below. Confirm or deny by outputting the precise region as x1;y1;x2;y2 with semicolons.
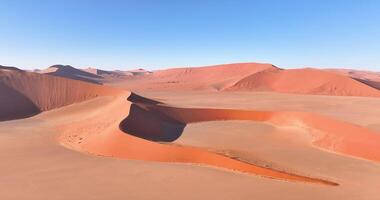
227;68;380;97
326;68;380;90
0;65;22;71
38;65;104;84
82;67;123;76
0;68;120;120
112;62;278;91
7;63;380;97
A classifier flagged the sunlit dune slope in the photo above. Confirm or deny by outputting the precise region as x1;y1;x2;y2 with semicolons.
39;65;104;84
227;68;380;97
327;68;380;90
55;92;380;186
55;92;337;186
113;62;277;91
142;102;380;162
0;68;120;120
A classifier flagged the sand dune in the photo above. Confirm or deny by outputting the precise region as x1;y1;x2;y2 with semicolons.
327;68;380;82
0;68;336;185
327;68;380;90
81;67;151;83
2;63;380;199
34;63;380;97
39;65;105;84
128;93;380;162
227;68;380;97
111;62;277;91
54;91;379;186
0;68;120;120
0;65;22;71
82;67;125;77
54;92;336;185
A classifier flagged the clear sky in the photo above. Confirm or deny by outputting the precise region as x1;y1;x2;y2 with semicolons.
0;0;379;71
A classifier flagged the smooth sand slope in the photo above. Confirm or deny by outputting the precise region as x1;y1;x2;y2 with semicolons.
227;68;380;97
0;68;336;184
2;65;380;199
56;92;337;185
2;90;380;199
39;65;105;84
126;93;380;162
327;68;380;90
111;62;277;91
0;68;119;120
109;63;380;97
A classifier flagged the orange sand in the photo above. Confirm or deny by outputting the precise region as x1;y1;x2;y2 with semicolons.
111;62;277;91
57;92;337;185
0;68;120;120
2;65;380;192
227;68;380;97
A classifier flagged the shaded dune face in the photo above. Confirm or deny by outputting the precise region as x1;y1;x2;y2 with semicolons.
126;93;380;164
120;104;186;142
121;93;186;142
58;92;380;186
227;68;380;97
56;93;338;186
3;67;379;187
326;68;380;90
0;82;40;121
40;65;104;84
354;78;380;90
0;69;120;121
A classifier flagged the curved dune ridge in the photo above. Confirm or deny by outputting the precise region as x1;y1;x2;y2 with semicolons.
119;62;278;91
57;93;338;186
327;68;380;90
38;65;105;84
227;68;380;97
3;67;380;187
0;68;120;120
56;94;379;186
0;69;337;185
137;101;380;162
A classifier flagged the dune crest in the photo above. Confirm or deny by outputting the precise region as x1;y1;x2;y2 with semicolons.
55;92;337;186
3;64;380;190
227;68;380;97
327;68;380;90
38;65;104;84
55;92;380;186
0;69;120;120
112;62;277;91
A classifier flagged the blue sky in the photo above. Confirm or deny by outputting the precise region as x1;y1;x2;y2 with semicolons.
0;0;379;71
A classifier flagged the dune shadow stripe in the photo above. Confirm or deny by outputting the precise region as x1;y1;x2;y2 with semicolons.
0;82;41;121
119;103;186;142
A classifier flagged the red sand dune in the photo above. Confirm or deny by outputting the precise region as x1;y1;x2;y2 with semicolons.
326;68;380;90
3;66;380;187
116;63;277;91
57;93;380;186
326;68;380;82
0;68;335;185
82;67;123;76
227;68;380;97
57;92;337;186
39;65;104;84
142;103;380;163
0;68;120;120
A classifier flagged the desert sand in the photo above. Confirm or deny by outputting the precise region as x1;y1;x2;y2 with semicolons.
1;63;380;199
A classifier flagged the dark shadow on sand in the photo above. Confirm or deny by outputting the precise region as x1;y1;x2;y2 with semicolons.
0;82;41;121
119;103;186;142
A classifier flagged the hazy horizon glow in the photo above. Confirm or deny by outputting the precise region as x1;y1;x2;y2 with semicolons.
1;0;380;71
